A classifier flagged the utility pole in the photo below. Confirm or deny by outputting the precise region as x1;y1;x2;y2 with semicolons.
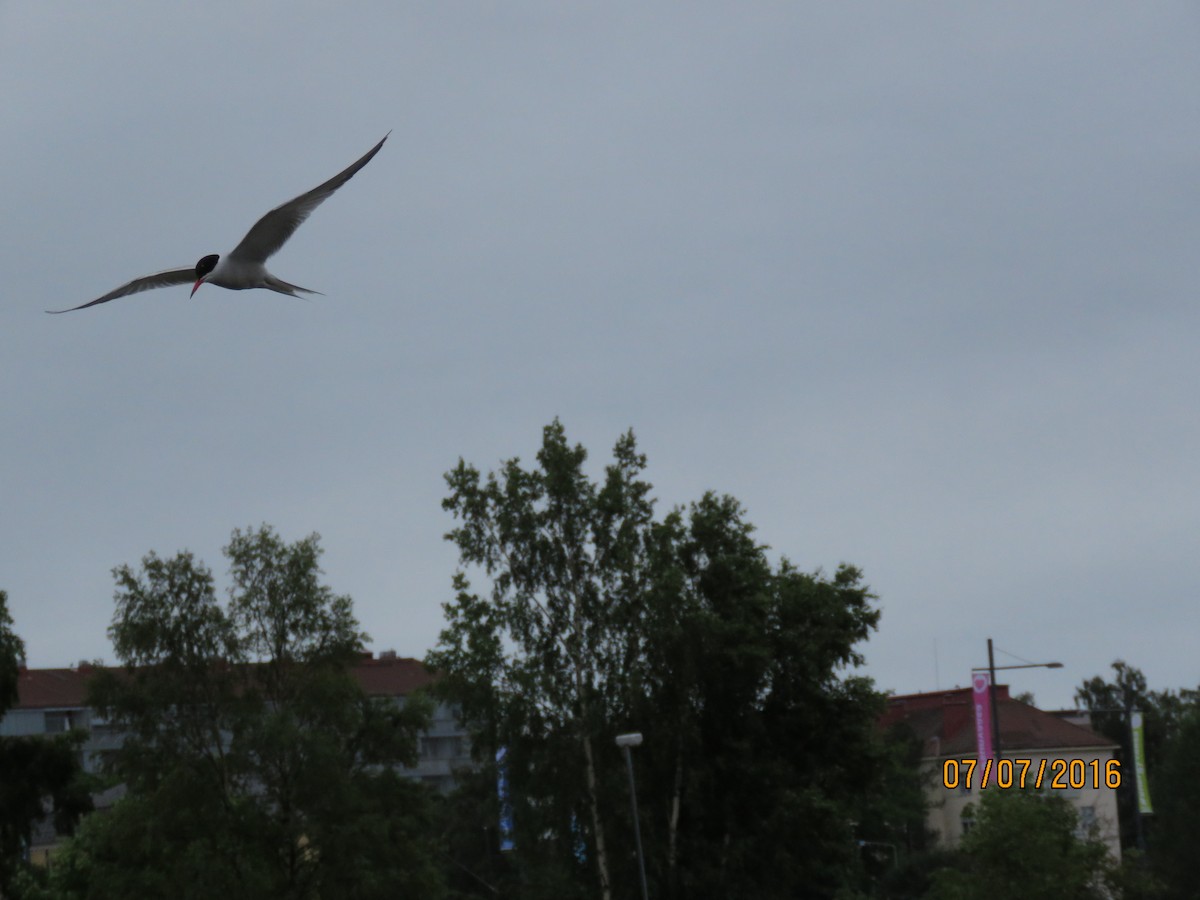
988;638;1002;761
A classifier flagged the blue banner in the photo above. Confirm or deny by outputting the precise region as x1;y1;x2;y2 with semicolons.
496;746;515;851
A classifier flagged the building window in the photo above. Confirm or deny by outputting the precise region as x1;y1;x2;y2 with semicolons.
961;802;976;836
423;774;456;793
43;711;76;734
1076;805;1096;839
421;736;465;759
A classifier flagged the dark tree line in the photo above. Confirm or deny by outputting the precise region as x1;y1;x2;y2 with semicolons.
1075;660;1200;899
9;423;1191;898
0;591;93;899
429;421;924;899
3;529;442;900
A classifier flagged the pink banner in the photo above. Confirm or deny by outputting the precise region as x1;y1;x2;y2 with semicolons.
972;672;994;762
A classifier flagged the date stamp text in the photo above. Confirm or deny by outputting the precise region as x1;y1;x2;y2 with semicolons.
942;758;1121;791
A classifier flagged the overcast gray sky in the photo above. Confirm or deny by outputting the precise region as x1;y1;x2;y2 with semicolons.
2;3;1197;711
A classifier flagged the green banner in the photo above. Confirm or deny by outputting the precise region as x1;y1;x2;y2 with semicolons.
1132;711;1153;815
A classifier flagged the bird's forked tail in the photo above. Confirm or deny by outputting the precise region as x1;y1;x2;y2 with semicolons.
264;274;324;298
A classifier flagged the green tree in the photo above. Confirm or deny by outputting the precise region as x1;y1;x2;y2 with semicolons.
0;591;92;898
430;422;915;899
49;526;444;900
928;789;1114;900
1148;708;1200;899
0;591;22;712
432;422;656;899
630;493;895;898
1075;661;1198;854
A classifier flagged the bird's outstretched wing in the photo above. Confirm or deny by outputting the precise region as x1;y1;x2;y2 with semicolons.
46;267;196;314
227;132;390;265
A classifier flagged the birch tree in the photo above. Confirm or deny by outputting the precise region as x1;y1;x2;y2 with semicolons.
432;422;907;898
434;421;653;900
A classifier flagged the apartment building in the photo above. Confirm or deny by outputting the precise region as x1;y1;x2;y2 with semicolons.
1;652;474;862
880;685;1122;860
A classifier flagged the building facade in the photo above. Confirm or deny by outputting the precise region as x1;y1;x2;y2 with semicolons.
1;652;474;862
880;686;1122;860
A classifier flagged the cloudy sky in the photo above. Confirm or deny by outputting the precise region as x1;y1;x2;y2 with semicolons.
2;3;1196;711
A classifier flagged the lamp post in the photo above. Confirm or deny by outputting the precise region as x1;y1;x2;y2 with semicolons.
616;733;650;900
973;640;1063;761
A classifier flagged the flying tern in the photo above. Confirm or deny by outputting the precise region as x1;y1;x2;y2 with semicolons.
48;132;390;314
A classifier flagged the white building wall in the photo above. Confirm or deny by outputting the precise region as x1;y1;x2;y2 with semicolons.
924;746;1122;861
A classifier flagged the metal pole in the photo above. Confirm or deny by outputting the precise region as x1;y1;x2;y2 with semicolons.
988;638;1002;761
622;744;650;900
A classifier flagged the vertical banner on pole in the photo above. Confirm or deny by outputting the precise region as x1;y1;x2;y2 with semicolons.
496;746;515;851
1131;712;1154;815
972;672;994;762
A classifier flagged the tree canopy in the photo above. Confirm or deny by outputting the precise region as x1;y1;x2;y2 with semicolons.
48;526;444;900
0;591;92;899
429;420;914;899
1149;708;1200;899
928;790;1114;900
1076;660;1200;899
0;591;23;714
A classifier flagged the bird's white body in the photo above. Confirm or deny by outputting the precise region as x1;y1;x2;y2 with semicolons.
206;254;264;290
48;133;389;313
204;255;299;295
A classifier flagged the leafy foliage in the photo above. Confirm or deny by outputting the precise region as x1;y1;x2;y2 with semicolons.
0;591;93;899
928;789;1114;900
1146;709;1200;899
433;422;655;899
430;421;914;899
1075;660;1199;855
0;590;24;715
50;526;444;900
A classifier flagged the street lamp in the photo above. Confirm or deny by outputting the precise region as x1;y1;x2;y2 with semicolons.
616;733;650;900
973;639;1063;761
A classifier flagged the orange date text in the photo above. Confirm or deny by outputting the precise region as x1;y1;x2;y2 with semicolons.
941;758;1121;791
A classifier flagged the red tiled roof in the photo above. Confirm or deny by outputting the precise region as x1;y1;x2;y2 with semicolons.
880;686;1116;756
352;655;437;697
14;654;435;710
15;667;91;709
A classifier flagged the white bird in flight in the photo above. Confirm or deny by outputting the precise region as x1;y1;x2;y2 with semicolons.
48;133;390;314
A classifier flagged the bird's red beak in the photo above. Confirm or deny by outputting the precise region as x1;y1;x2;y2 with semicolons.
190;279;204;298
